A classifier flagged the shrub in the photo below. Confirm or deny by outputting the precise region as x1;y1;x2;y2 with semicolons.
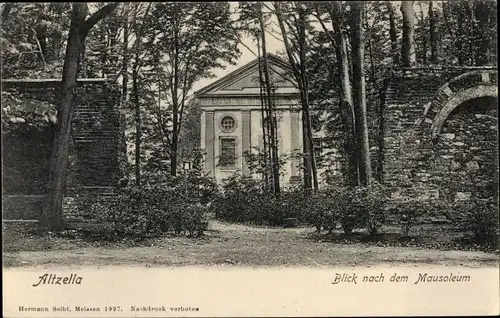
453;196;499;244
212;176;390;235
388;199;430;237
212;174;288;225
302;188;346;233
361;183;389;236
213;174;312;226
84;170;216;241
337;183;388;236
211;174;263;223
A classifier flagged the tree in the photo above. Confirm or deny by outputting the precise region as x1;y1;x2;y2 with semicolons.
417;1;428;64
142;2;241;177
350;1;373;187
259;3;281;194
1;3;71;78
387;1;400;65
42;2;120;230
313;1;360;187
429;1;438;63
130;3;152;185
401;0;416;66
235;2;281;192
273;1;318;191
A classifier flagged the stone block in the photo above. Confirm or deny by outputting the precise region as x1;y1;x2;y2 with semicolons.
454;192;471;201
441;133;455;140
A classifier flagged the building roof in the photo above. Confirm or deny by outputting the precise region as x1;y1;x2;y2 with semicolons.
194;53;295;97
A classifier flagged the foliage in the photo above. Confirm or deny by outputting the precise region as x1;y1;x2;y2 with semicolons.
2;124;55;194
337;183;389;236
439;0;497;66
1;90;57;132
85;168;217;241
1;3;71;78
211;174;266;223
132;2;242;176
212;174;300;225
296;188;343;233
243;148;292;188
212;175;390;236
453;196;499;245
388;198;446;237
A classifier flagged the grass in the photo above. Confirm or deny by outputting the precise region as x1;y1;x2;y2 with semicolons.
2;219;499;268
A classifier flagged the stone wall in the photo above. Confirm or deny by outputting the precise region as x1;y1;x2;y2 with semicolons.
2;125;55;194
2;195;45;220
380;67;498;211
1;79;122;220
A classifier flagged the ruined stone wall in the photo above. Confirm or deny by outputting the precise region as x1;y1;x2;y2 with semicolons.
1;79;122;220
380;67;498;213
431;98;498;200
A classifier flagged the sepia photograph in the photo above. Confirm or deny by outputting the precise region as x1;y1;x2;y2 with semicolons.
2;1;499;317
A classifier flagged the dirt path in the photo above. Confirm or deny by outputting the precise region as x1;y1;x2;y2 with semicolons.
3;220;499;268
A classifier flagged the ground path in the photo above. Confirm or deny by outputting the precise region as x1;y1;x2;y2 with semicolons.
3;220;498;268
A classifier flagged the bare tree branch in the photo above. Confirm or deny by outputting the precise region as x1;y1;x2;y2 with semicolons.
81;2;121;37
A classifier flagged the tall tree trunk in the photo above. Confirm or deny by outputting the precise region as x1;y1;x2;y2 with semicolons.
367;35;377;92
418;2;428;65
99;24;108;77
297;2;318;191
121;13;129;101
257;39;270;190
428;1;438;63
42;4;87;230
401;0;416;67
128;2;151;183
350;1;372;187
474;1;491;66
329;1;359;186
387;1;399;65
170;134;178;176
170;3;179;177
457;7;465;65
259;4;280;194
133;64;141;185
274;2;312;190
42;2;119;230
462;1;475;65
35;25;48;63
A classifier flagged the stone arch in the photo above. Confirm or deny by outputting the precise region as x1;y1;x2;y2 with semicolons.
423;69;498;140
431;85;497;137
419;70;498;202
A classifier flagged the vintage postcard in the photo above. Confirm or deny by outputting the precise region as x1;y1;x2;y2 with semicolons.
2;1;499;317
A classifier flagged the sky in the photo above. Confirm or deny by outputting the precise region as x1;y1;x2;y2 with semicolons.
191;2;286;93
191;35;285;93
190;1;405;94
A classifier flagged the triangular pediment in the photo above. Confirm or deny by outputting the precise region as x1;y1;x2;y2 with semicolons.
195;54;297;96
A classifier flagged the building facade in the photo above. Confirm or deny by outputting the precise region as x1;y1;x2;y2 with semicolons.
195;55;318;186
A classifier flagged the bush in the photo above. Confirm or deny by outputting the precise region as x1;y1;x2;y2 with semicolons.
388;199;432;237
453;196;499;244
212;175;389;235
211;174;264;223
299;188;346;233
85;170;216;241
212;175;307;226
337;183;388;236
